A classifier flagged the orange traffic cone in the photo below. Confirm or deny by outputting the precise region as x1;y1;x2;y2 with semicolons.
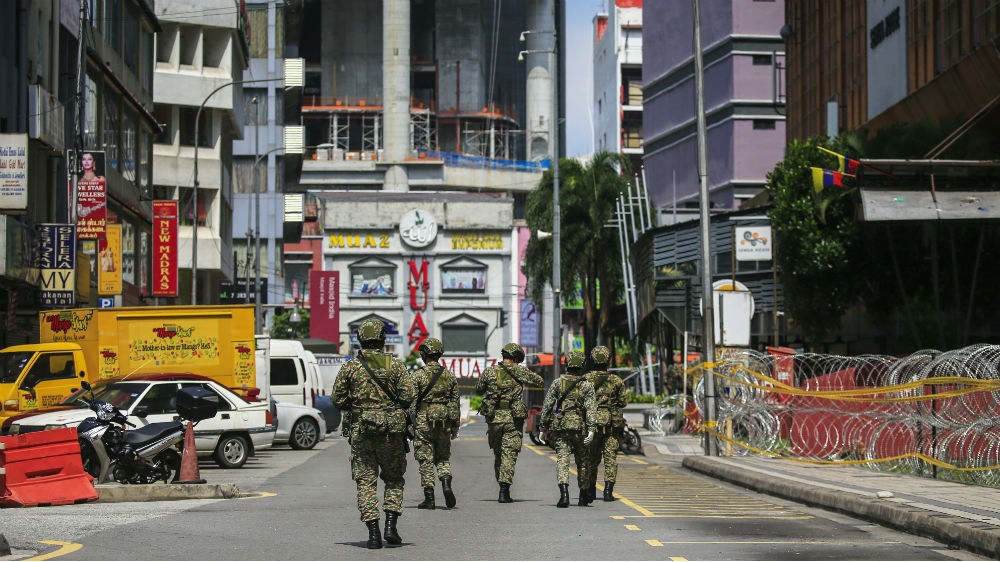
175;422;205;484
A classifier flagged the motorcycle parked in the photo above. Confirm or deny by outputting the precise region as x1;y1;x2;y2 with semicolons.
76;381;219;484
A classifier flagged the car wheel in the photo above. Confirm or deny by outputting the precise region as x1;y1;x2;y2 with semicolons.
289;417;320;450
214;434;250;468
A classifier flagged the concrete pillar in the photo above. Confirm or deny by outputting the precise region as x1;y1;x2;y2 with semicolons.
383;0;410;191
525;0;555;162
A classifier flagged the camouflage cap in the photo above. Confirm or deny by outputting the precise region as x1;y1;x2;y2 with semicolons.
566;350;586;368
357;319;387;343
420;337;444;356
501;342;525;362
591;346;611;365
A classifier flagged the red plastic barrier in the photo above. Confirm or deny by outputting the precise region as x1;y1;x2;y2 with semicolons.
0;427;98;507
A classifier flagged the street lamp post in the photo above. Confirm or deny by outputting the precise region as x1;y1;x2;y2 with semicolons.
190;59;303;304
519;29;559;377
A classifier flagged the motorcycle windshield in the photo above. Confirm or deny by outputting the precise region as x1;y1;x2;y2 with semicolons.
92;382;150;411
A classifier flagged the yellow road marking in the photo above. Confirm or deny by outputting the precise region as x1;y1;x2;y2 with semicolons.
238;491;277;499
645;539;663;547
624;524;641;531
669;558;688;561
651;540;901;545
26;541;81;561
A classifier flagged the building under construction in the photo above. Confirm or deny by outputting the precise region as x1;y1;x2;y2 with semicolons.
297;0;558;192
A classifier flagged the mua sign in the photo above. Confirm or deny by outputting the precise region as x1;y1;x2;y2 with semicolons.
152;201;178;297
406;259;430;353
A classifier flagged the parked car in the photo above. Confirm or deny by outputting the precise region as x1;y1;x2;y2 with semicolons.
272;399;326;450
6;374;276;468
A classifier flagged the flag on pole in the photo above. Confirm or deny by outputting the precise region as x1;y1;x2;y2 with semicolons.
818;146;861;174
811;167;845;193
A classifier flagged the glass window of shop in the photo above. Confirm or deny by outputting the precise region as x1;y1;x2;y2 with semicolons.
441;319;488;354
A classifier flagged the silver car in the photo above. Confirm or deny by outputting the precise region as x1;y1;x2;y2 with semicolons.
272;400;327;450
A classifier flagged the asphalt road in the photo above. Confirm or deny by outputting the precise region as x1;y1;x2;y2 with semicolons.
0;418;990;561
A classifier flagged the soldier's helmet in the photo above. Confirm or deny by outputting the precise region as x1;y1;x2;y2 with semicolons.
566;350;586;369
357;319;387;345
419;337;444;357
591;346;611;366
501;342;525;363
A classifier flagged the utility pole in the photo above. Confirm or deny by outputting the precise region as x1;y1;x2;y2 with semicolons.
71;0;87;227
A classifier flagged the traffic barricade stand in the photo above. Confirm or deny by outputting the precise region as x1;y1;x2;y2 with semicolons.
0;427;98;507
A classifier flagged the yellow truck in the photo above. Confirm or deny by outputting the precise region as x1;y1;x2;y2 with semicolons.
0;305;257;424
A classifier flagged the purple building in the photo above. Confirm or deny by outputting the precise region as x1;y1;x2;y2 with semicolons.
642;0;786;220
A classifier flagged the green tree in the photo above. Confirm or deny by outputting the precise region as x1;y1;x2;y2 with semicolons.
523;151;638;351
271;306;310;339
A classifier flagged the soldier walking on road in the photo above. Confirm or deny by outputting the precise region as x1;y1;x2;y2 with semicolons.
539;350;597;507
411;338;460;509
583;346;627;502
332;319;415;549
475;342;544;503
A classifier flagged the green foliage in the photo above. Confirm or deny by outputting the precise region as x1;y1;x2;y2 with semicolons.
271;306;310;339
524;151;647;349
403;350;422;373
469;395;483;411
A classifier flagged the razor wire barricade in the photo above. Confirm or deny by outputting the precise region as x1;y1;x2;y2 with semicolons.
686;344;1000;488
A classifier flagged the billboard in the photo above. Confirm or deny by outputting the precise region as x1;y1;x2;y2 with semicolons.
0;134;28;210
38;223;76;307
310;270;340;344
98;224;122;295
73;150;107;239
152;201;178;297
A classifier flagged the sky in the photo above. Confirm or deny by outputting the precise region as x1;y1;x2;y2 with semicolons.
564;1;605;158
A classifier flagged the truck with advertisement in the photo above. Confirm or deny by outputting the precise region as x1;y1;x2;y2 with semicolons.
0;305;257;424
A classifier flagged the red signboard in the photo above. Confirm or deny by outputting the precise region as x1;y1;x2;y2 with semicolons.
152;201;178;297
74;150;107;240
309;270;339;345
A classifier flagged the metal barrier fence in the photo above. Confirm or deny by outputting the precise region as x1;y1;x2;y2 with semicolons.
689;344;1000;487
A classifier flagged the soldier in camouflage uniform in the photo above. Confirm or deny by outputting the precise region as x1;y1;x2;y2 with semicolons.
475;342;544;503
539;350;597;507
411;338;460;509
332;319;415;549
583;346;627;502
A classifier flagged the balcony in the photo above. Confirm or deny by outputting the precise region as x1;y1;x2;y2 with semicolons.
28;85;64;151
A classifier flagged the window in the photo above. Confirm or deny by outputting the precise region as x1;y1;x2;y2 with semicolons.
157;25;176;64
154;104;172;145
179;25;199;67
350;260;395;296
441;315;487;353
103;88;120;171
122;109;137;183
753;119;776;130
136;383;178;415
124;2;138;73
84;75;99;149
179;107;211;148
138;128;151;197
441;268;485;292
178;187;209;227
270;358;300;386
23;353;77;387
141;26;154;90
104;0;121;55
752;54;773;65
180;383;233;411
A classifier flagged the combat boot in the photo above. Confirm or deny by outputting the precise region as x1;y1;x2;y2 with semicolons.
441;476;456;508
417;487;435;509
589;484;598;504
365;519;382;549
578;488;591;506
603;481;616;501
498;482;513;503
383;511;402;545
556;483;570;508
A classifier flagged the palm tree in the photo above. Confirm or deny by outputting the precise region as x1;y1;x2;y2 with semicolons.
524;151;635;352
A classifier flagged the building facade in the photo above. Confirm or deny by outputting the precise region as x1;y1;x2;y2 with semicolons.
152;0;251;305
593;0;643;174
0;0;159;346
641;0;786;220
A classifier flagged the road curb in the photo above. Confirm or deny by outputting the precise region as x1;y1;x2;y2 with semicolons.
94;482;240;503
681;456;1000;559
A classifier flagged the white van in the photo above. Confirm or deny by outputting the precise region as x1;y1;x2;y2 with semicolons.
268;339;319;407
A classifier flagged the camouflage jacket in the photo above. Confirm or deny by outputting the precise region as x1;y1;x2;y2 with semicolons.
584;369;627;426
475;360;543;421
539;374;597;434
332;349;415;414
411;361;460;427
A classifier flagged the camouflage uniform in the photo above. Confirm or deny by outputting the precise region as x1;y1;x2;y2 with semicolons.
539;351;597;507
475;342;544;502
332;320;414;548
411;338;460;508
583;346;627;501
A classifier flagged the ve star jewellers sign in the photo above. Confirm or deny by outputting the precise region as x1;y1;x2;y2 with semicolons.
399;209;438;248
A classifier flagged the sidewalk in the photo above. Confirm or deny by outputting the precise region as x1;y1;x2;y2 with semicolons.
640;431;1000;559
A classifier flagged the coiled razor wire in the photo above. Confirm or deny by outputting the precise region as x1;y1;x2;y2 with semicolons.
688;344;1000;487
